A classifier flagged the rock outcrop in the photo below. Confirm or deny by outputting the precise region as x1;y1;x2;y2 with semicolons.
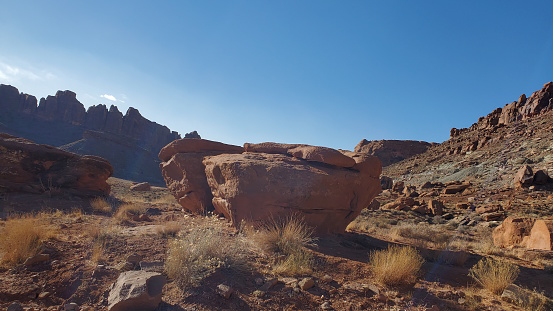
354;139;433;166
159;140;381;233
159;139;244;213
0;133;112;196
204;142;381;233
492;216;536;248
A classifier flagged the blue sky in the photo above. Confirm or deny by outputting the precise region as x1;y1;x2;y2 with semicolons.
1;1;552;150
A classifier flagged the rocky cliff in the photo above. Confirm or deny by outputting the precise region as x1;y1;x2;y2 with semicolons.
0;84;189;185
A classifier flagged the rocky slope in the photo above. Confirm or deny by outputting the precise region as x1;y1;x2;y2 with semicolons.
384;82;553;189
354;139;434;166
0;84;196;185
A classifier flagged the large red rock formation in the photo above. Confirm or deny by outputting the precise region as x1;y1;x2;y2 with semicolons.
0;133;112;196
159;139;244;213
492;216;536;248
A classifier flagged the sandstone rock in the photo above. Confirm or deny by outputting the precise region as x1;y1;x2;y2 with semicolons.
392;181;404;192
354;139;433;166
288;145;356;168
340;151;382;176
382;197;416;211
108;271;166;311
428;200;444;216
159;138;243;162
243;142;303;154
37;90;86;125
403;185;419;198
367;199;380;211
380;176;393;190
184;130;201;138
216;284;233;299
0;134;112;196
159;139;243;213
526;219;553;250
203;152;380;234
130;182;151;191
515;165;534;188
298;277;315;290
443;183;470;194
492;216;535;248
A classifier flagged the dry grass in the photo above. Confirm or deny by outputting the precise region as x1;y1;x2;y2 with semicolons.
113;203;147;222
390;223;452;249
369;245;424;287
517;288;553;311
157;221;182;238
165;221;244;288
86;224;120;264
468;257;520;295
90;197;112;214
0;214;57;266
253;215;315;276
152;193;178;205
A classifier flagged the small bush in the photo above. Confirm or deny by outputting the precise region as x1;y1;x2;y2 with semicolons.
90;197;112;214
468;257;519;295
157;222;181;238
113;203;146;222
165;224;243;288
254;216;315;276
369;245;424;287
87;224;119;264
0;214;56;266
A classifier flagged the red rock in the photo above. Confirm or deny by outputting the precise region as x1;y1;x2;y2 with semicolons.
0;133;112;196
340;151;382;177
443;183;470;194
392;181;404;192
526;220;553;250
492;216;535;248
514;165;534;188
203;152;381;234
288;145;356;168
382;197;415;211
159;138;243;162
428;200;444;216
244;142;303;154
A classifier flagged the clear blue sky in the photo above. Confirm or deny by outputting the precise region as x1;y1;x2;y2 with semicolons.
1;1;552;150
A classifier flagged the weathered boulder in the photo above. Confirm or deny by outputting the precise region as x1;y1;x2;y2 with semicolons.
526;219;553;250
443;182;470;194
514;165;534;188
159;139;244;213
340;151;382;176
381;197;416;211
428;200;444;216
108;271;166;311
492;216;535;248
0;133;112;196
354;139;433;166
203;152;381;234
159;138;244;162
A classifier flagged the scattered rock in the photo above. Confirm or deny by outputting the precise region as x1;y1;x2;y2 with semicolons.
108;271;166;311
428;200;444;216
380;176;393;190
138;261;165;273
260;278;278;291
492;216;535;248
126;254;142;266
64;302;79;311
216;284;233;299
39;291;52;299
298;277;315;290
515;165;534;188
443;182;470;194
130;182;151;191
321;275;333;283
527;219;553;250
501;284;526;305
321;301;332;310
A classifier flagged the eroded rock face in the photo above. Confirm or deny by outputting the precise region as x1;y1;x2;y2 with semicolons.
203;152;381;234
159;139;244;213
108;271;166;311
492;216;536;248
0;133;112;196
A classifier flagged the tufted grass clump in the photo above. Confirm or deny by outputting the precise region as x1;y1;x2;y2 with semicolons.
165;222;243;288
0;214;57;266
369;245;424;287
468;257;519;295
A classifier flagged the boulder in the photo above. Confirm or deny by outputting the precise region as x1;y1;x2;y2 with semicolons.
526;219;553;250
381;197;416;211
339;151;382;176
380;176;393;190
443;182;470;194
514;165;534;188
288;145;355;168
354;139;433;166
0;133;112;196
159;138;244;162
244;142;303;154
108;271;166;311
492;216;535;248
159;139;244;213
203;152;380;234
392;181;404;192
130;182;151;191
428;200;444;216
